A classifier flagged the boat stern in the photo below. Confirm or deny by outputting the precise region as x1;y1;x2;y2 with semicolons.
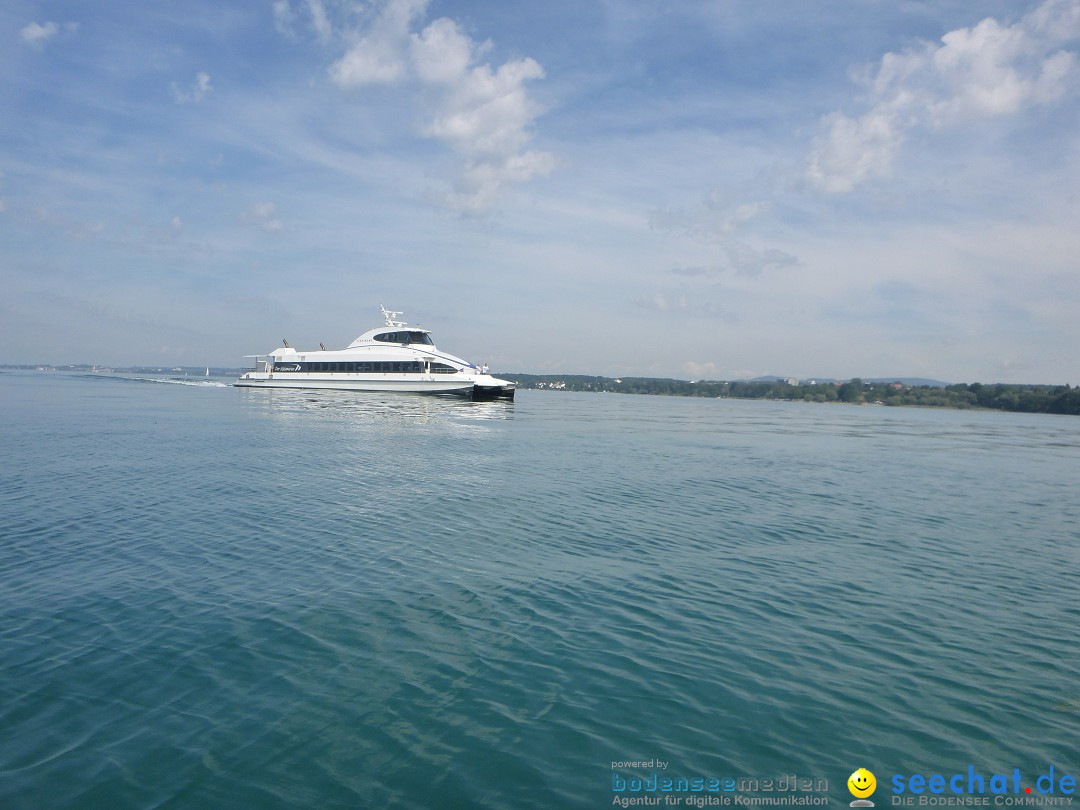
472;374;516;400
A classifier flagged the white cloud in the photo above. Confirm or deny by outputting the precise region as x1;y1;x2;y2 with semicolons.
320;0;552;214
651;193;770;242
273;0;334;42
424;54;553;214
927;16;1074;124
171;72;213;104
444;151;556;216
725;243;798;278
20;21;60;47
806;106;907;193
20;21;77;48
410;17;476;84
428;58;544;154
808;0;1080;192
328;0;426;86
639;292;688;312
683;360;721;380
306;0;332;43
651;193;794;278
272;1;297;37
243;202;284;233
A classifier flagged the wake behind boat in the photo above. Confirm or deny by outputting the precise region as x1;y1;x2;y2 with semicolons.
235;306;515;400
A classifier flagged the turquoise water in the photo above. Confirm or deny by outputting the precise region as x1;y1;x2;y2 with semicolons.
2;371;1078;809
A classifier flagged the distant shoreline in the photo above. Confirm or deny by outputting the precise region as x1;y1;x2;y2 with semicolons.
4;365;1078;415
502;374;1080;416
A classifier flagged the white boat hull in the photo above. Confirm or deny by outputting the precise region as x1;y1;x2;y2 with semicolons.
234;372;514;398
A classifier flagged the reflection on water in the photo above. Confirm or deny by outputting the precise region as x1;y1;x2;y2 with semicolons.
235;385;515;425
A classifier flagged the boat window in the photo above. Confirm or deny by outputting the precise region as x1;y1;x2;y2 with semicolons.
430;363;457;374
268;360;430;373
374;330;434;344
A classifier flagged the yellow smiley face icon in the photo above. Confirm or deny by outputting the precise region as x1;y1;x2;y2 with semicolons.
848;768;877;798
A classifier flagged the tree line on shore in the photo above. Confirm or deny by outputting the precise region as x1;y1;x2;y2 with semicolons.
503;375;1080;415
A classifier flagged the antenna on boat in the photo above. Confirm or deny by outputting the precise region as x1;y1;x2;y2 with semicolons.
283;339;290;348
380;304;406;327
320;342;327;351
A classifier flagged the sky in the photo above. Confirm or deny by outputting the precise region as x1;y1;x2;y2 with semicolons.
2;0;1079;383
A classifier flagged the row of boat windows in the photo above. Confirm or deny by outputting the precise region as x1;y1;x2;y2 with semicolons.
373;331;435;345
273;361;458;374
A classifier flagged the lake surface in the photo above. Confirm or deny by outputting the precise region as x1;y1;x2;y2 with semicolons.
2;371;1078;809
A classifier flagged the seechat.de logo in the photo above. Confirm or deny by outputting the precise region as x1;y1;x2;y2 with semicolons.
849;768;878;807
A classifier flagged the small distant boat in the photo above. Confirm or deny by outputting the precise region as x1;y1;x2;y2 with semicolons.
205;367;210;377
235;306;515;399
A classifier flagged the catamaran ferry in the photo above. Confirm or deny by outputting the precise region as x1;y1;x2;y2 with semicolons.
235;306;515;399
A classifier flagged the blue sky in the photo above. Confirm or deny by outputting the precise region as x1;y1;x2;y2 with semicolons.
3;0;1079;383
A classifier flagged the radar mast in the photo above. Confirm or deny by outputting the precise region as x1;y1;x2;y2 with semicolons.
380;305;406;327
